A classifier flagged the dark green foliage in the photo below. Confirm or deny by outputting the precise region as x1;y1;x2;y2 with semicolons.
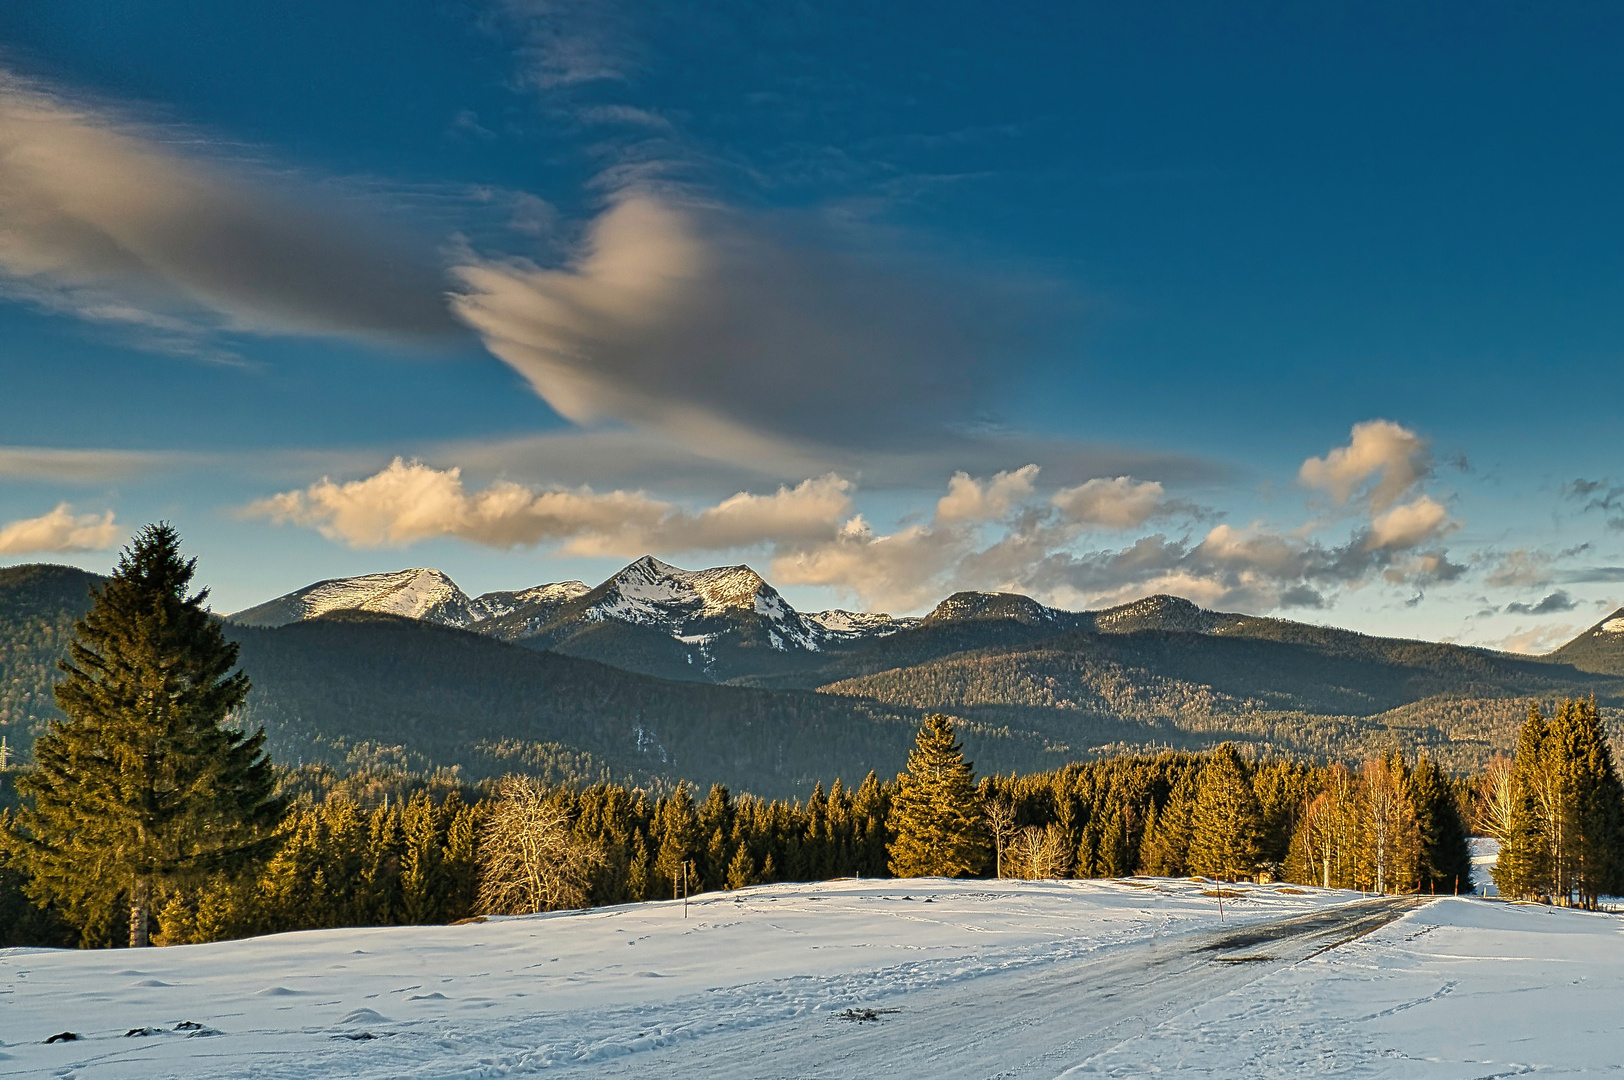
0;564;104;759
6;527;282;946
225;612;960;800
887;715;990;878
0;809;74;947
1410;756;1472;893
1492;699;1624;906
1187;744;1264;881
9;562;1624;798
1547;609;1624;675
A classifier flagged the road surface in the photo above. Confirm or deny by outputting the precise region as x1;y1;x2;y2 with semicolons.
565;894;1427;1080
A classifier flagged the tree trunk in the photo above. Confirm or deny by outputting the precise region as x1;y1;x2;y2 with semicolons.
130;877;151;948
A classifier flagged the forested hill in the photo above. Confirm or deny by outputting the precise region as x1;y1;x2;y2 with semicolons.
4;561;1622;792
0;564;102;749
223;613;960;797
1546;608;1624;675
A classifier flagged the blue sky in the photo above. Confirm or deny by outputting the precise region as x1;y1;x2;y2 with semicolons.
0;1;1620;650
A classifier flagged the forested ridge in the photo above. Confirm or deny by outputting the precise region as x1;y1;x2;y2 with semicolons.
2;736;1486;949
0;536;1607;954
4;562;1623;804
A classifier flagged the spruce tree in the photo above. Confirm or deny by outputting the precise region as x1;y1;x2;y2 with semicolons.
1494;706;1553;900
10;525;281;946
1409;756;1472;894
654;783;698;898
1187;744;1264;881
1548;698;1624;907
887;715;991;877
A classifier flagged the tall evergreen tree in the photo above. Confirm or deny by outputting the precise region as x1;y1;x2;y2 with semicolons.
887;715;990;878
1547;698;1624;907
1409;756;1472;894
1187;744;1264;881
8;525;282;946
1494;705;1554;900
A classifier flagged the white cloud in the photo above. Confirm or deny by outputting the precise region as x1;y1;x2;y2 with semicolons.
0;73;455;346
1364;495;1456;550
1051;476;1167;529
1497;624;1578;655
935;465;1039;523
1299;419;1431;511
772;517;965;613
244;458;852;556
248;451;1475;617
0;504;120;554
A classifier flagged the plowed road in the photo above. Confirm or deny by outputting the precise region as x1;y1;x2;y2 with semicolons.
569;895;1427;1080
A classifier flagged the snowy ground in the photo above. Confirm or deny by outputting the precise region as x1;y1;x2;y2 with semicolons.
4;878;1622;1078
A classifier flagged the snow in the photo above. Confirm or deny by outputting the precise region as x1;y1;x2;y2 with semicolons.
582;557;824;651
1469;836;1500;896
230;569;477;628
1600;615;1624;634
1078;898;1624;1077
7;880;1622;1078
468;581;589;622
1;878;1351;1078
805;609;915;639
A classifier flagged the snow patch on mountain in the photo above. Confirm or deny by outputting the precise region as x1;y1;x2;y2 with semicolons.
1600;616;1624;635
229;569;476;628
583;556;823;651
469;581;590;622
805;609;915;639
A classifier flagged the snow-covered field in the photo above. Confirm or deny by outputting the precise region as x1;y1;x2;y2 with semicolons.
4;878;1622;1078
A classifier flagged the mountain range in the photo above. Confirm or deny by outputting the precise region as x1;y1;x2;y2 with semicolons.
2;557;1622;797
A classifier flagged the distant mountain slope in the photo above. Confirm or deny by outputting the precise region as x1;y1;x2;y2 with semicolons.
8;559;1624;786
823;626;1607;716
1546;608;1624;675
0;564;102;749
224;613;954;796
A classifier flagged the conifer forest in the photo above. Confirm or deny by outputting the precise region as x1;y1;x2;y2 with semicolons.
2;527;1622;950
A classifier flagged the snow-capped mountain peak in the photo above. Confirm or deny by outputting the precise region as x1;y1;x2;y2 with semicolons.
584;558;821;648
229;568;476;628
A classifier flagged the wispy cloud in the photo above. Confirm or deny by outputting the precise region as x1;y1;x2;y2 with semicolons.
1566;477;1624;529
451;192;1044;460
0;504;120;554
488;0;637;90
0;445;181;482
0;72;458;351
1505;590;1578;615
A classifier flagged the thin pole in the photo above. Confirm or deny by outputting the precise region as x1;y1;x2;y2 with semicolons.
683;862;689;919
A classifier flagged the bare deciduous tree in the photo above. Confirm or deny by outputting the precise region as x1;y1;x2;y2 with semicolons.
1474;755;1515;843
477;777;604;915
984;796;1016;878
1005;824;1073;880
